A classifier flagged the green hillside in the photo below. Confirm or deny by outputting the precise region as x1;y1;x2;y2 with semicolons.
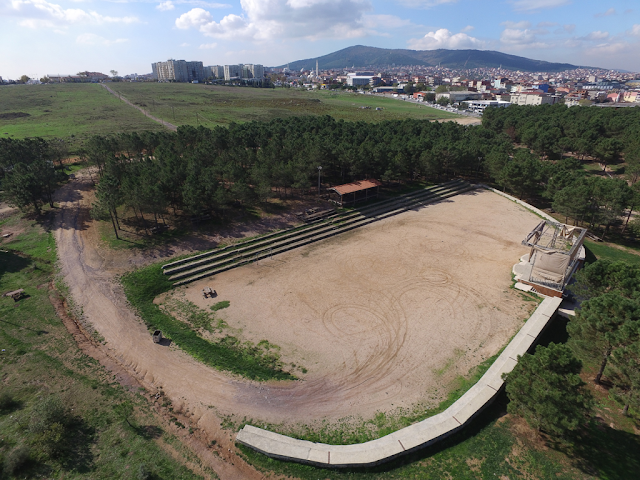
280;45;588;72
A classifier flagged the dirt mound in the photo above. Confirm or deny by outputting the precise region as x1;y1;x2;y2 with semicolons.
0;112;31;120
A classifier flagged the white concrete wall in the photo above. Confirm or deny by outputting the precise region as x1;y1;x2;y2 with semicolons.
236;296;563;468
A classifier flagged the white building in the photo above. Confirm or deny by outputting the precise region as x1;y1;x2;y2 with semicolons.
152;60;203;82
510;93;558;106
346;73;380;87
466;100;511;113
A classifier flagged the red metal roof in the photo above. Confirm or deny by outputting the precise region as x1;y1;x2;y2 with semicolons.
331;179;382;196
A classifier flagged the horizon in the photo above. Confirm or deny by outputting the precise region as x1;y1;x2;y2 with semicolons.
1;0;640;78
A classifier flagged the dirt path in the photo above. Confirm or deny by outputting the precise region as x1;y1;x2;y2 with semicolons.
101;84;177;132
54;174;540;455
53;174;264;480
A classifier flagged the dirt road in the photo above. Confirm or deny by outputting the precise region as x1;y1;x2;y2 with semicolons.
54;173;540;474
101;84;178;132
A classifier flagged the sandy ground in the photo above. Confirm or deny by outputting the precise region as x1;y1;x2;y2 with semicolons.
163;189;539;417
54;174;540;475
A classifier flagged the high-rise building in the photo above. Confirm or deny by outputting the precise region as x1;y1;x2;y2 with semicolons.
204;65;224;79
224;64;242;80
248;64;264;79
151;60;203;82
186;61;204;82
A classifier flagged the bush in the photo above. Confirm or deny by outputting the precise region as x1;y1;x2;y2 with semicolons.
3;444;30;476
137;463;150;480
29;395;70;458
0;392;18;412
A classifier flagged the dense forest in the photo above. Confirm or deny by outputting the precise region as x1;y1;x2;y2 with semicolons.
1;105;639;239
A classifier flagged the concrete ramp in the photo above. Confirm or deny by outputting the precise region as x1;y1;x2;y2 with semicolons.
236;297;563;468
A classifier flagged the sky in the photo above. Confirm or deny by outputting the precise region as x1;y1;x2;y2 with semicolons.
1;0;640;79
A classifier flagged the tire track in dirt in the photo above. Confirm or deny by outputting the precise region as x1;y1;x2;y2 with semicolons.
54;174;536;456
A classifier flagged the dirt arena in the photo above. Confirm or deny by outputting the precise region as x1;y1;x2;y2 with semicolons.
160;189;541;417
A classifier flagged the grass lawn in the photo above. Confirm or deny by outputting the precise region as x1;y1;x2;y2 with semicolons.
0;83;163;150
584;239;640;265
0;210;208;479
107;83;462;127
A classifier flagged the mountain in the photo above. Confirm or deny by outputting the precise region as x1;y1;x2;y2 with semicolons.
278;45;589;72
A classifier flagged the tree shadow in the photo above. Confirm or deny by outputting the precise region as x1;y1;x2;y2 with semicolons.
58;416;95;474
135;424;163;440
0;250;31;280
558;421;640;479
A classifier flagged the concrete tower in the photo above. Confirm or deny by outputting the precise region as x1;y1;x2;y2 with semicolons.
316;59;319;77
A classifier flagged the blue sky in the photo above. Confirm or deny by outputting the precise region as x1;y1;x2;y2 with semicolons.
1;0;640;79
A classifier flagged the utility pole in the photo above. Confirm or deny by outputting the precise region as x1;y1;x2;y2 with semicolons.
317;166;322;197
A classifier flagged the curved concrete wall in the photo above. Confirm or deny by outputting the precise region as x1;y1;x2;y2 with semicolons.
476;184;557;223
236;297;562;468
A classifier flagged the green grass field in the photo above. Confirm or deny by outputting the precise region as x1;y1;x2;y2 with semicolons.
106;83;462;127
0;211;208;479
0;84;163;148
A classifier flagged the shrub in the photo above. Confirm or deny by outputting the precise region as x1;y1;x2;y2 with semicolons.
0;392;18;412
3;444;30;476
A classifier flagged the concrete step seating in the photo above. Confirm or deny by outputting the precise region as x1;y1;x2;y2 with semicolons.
162;179;463;275
164;180;473;285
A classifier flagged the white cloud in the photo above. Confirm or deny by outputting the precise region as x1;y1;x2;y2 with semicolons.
594;8;615;17
396;0;457;8
156;1;175;11
510;0;570;12
180;42;190;46
501;20;531;29
500;26;552;48
175;0;372;41
3;0;139;28
500;28;536;45
408;28;484;49
537;21;557;27
581;30;609;41
199;42;217;48
630;24;640;37
461;25;474;32
76;33;128;45
176;0;230;8
362;14;411;30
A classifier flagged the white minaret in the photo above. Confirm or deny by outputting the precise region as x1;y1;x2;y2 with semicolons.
316;59;319;77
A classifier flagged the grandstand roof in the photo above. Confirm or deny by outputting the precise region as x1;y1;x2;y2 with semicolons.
331;179;382;196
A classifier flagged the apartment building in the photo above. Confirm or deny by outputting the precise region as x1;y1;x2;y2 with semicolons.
152;60;204;82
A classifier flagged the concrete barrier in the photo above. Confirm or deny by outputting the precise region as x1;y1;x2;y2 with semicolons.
236;296;563;468
475;184;556;222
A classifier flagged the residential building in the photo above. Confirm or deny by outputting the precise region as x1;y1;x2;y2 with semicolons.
510;92;558;105
224;65;242;80
436;91;482;103
152;60;203;82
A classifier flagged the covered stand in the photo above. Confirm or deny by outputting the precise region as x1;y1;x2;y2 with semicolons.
328;179;382;206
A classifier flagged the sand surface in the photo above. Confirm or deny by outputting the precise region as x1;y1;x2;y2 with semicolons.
163;189;539;418
55;176;539;442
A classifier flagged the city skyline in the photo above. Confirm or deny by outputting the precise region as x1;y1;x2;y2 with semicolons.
1;0;640;78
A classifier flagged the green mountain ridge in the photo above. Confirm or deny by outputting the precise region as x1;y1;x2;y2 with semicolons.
277;45;592;73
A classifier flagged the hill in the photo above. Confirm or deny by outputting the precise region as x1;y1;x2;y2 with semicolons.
279;45;588;72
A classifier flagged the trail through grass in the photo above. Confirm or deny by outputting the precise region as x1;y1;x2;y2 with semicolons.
0;84;162;150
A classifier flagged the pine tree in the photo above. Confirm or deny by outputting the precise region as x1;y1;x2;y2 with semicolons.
503;343;592;437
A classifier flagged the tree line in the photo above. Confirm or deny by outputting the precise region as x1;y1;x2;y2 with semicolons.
2;106;639;241
0;138;69;214
503;259;640;437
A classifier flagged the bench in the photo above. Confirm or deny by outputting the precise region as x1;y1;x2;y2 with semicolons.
4;289;25;302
